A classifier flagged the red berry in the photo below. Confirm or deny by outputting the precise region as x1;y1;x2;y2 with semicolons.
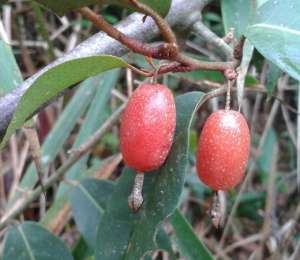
120;83;176;172
196;110;250;191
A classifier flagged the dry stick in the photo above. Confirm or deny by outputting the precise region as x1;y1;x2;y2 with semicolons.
0;104;125;230
9;134;18;181
257;144;278;259
23;125;46;193
8;137;30;201
23;124;47;219
223;234;262;255
219;93;281;248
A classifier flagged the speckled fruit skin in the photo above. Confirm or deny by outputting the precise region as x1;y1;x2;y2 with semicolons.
120;83;176;172
196;110;250;191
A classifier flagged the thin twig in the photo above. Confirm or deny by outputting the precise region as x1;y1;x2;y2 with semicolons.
223;234;262;255
78;7;178;60
129;0;177;44
257;144;278;259
23;124;46;196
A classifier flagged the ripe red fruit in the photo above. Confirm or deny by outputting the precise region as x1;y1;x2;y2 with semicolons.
120;83;176;172
196;110;250;191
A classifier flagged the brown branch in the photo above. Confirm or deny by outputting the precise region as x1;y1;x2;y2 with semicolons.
78;7;178;60
78;6;239;80
128;0;177;44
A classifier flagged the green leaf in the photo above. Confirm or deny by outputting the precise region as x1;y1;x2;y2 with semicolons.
221;0;255;38
72;237;93;260
266;62;282;95
246;0;300;81
0;55;128;149
0;40;23;95
95;91;205;260
34;0;171;17
170;209;213;260
8;75;102;206
3;222;73;260
56;69;120;198
70;179;115;248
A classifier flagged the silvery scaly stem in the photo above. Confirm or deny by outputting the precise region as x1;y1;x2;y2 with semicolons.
128;173;144;211
210;191;226;229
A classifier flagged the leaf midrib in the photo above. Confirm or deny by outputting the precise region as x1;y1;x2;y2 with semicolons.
248;23;300;36
78;184;104;214
17;226;36;260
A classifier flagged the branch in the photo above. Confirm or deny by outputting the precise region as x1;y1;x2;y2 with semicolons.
0;0;207;135
192;21;233;59
77;7;179;60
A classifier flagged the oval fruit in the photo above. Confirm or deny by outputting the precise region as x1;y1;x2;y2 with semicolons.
120;83;176;172
196;110;250;191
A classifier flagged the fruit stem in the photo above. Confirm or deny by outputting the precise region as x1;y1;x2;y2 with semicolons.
225;80;232;110
128;173;144;211
210;191;226;229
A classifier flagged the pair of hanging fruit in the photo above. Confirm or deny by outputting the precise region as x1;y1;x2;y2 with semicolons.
119;82;250;210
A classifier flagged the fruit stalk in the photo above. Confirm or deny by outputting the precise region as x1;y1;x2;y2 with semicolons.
128;173;144;211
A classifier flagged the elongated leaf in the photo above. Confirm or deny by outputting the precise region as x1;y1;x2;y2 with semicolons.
0;40;23;95
56;69;120;198
70;179;115;248
3;222;73;260
96;91;205;260
246;0;300;81
8;77;100;206
221;0;255;38
0;55;128;148
34;0;171;17
170;209;213;260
